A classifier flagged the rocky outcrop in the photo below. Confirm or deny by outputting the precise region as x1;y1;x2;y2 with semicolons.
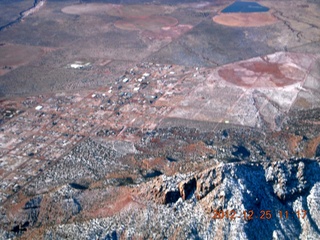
2;157;320;239
195;167;222;201
138;158;320;239
148;174;188;204
179;177;196;200
4;158;315;240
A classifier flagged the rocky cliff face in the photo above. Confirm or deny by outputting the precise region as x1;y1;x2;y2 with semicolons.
3;159;319;239
134;159;320;239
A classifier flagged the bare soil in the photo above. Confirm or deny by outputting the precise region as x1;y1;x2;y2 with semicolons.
213;12;278;27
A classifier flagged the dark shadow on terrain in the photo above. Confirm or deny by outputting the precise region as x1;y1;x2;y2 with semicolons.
301;197;320;235
142;169;163;179
114;177;134;186
235;164;300;240
238;159;320;239
232;145;250;159
69;182;88;190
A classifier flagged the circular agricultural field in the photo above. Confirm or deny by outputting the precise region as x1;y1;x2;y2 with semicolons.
213;12;278;27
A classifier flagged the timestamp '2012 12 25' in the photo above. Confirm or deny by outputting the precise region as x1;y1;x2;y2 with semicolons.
212;210;307;220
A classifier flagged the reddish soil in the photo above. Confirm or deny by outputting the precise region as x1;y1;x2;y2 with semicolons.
304;135;320;158
83;187;144;219
212;12;278;27
218;60;304;88
141;157;167;170
287;134;303;156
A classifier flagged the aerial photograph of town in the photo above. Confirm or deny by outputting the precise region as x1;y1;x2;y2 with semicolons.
0;0;320;239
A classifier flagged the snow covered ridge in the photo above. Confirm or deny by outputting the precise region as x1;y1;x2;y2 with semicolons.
15;159;319;240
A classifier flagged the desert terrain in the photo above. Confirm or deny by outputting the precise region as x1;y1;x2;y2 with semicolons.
0;0;320;239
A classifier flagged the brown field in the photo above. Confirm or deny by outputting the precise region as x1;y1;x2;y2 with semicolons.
0;43;49;76
212;12;278;27
218;53;308;88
